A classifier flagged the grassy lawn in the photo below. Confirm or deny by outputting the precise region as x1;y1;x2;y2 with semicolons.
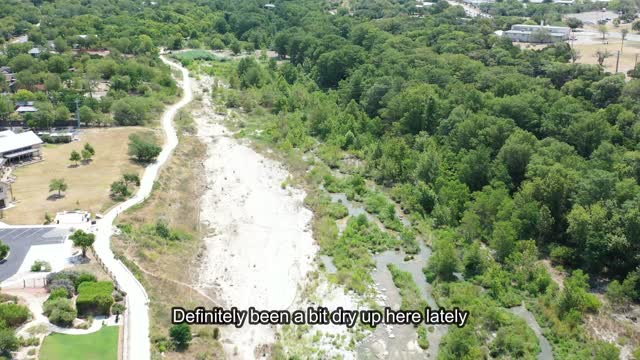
39;326;119;360
3;127;154;224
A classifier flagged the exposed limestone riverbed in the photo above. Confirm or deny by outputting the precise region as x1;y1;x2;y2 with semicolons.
192;76;317;359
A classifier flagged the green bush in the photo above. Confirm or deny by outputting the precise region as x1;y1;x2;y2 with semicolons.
169;324;192;349
43;298;77;327
0;241;9;260
49;287;70;300
417;326;429;350
0;328;18;353
76;282;115;316
0;303;31;328
46;270;96;291
19;336;39;347
31;260;52;272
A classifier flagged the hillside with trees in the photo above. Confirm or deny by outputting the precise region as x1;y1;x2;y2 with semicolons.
4;0;640;358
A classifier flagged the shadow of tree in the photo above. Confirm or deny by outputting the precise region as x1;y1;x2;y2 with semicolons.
46;194;65;201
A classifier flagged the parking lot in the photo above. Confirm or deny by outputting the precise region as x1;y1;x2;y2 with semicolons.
0;227;70;281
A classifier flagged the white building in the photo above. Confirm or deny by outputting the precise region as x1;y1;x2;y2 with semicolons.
504;24;571;43
0;130;43;164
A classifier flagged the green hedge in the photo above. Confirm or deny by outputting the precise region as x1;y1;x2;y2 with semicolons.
76;282;114;316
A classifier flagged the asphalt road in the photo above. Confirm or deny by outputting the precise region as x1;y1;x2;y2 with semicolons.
0;227;70;281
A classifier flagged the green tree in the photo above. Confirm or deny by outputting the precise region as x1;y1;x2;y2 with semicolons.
79;106;96;124
463;241;488;278
565;17;583;30
170;323;192;349
83;143;95;156
69;150;81;165
0;96;13;121
128;134;161;162
49;178;68;197
53;36;68;52
69;230;95;258
123;173;140;187
491;221;517;262
110;181;130;200
81;149;92;162
426;238;460;282
558;270;601;318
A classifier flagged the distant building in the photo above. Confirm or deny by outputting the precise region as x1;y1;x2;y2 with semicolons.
15;106;38;114
0;181;11;209
0;130;43;164
0;67;16;90
264;3;276;9
462;0;495;5
504;24;571;43
28;48;42;57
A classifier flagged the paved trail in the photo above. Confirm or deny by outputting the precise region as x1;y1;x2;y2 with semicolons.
92;55;192;360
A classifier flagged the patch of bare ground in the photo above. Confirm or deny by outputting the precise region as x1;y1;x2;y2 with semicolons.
585;306;640;359
112;110;224;359
541;259;566;290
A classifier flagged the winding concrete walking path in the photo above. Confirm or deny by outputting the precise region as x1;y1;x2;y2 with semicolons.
92;55;192;360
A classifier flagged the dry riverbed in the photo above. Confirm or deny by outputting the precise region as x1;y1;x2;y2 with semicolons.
191;76;320;358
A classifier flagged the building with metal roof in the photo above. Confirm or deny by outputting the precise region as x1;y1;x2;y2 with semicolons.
0;131;43;165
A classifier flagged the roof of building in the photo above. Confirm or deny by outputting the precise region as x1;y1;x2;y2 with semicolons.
0;130;16;138
28;48;41;55
15;106;38;113
0;131;43;155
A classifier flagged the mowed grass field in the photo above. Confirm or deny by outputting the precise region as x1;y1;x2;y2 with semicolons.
3;127;154;224
39;326;119;360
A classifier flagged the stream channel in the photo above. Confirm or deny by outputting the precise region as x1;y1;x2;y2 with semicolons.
320;190;553;359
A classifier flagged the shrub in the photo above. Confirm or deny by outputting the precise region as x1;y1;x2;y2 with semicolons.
48;279;75;296
49;287;70;300
19;336;39;347
170;323;192;349
46;270;96;291
0;328;18;353
30;260;52;272
76;273;97;288
417;326;429;350
43;298;77;327
550;246;575;266
0;241;9;260
76;281;115;316
0;303;30;328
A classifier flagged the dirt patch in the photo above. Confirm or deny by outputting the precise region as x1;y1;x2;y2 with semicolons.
572;40;640;76
3;127;152;225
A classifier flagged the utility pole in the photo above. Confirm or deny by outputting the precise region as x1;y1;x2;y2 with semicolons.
615;51;620;74
75;99;80;129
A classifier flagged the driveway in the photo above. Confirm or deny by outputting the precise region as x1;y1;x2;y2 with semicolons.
0;227;70;281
